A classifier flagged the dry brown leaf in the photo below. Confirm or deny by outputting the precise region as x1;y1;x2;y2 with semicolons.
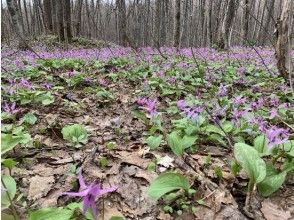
261;199;291;220
28;176;55;201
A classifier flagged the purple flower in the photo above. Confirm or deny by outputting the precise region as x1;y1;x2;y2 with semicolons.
167;77;177;85
176;99;186;110
233;95;246;106
97;79;108;87
8;79;17;86
264;126;289;148
3;102;19;115
270;96;279;107
2;87;16;95
232;108;248;125
137;97;148;106
281;103;290;109
19;78;32;89
218;84;228;97
269;108;278;119
63;170;118;218
176;99;202;122
137;97;157;117
145;99;157;117
42;82;53;90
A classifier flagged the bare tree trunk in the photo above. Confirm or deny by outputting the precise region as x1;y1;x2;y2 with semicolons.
174;0;181;47
242;0;249;42
64;0;72;42
275;0;292;81
75;0;83;37
116;0;128;46
206;0;213;47
218;0;239;49
56;0;65;41
44;0;53;33
23;0;30;34
259;0;275;45
7;0;28;49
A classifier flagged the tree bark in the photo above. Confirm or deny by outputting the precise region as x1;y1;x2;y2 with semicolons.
116;0;128;46
56;0;65;41
7;0;28;49
218;0;239;49
64;0;72;42
75;0;83;37
275;0;292;81
242;0;249;42
44;0;53;33
174;0;181;47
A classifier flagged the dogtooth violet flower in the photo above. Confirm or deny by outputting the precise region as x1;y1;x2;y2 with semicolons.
62;170;118;218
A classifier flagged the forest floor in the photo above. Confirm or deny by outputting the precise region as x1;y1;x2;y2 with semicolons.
1;41;294;220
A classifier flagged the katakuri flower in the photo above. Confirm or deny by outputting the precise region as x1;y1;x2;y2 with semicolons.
63;170;118;218
264;126;289;149
3;102;19;115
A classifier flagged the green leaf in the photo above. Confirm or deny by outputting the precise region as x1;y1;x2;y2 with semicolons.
167;132;183;156
258;168;287;197
1;134;23;154
206;125;225;136
1;175;17;209
2;158;17;170
145;135;162;150
253;135;271;156
182;135;197;149
1;213;15;220
283;140;294;157
24;113;38;125
28;208;73;220
223;121;233;133
234;143;266;184
61;124;88;148
148;173;190;200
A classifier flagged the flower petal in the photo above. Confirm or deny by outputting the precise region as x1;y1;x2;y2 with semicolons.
99;185;118;196
78;169;87;189
62;189;89;197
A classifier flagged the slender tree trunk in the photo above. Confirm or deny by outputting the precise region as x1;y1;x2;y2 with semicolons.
259;0;275;45
43;0;53;33
242;0;249;42
7;0;28;49
23;0;30;34
64;0;72;42
206;0;213;47
218;0;239;49
275;0;292;81
116;0;128;46
56;0;65;41
75;0;83;37
174;0;181;47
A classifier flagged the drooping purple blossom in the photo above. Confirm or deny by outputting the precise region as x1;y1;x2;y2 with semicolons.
176;99;202;122
167;77;177;85
264;126;289;148
42;82;53;90
3;102;19;115
137;97;157;117
233;95;246;106
218;84;228;97
19;78;32;90
97;79;108;87
269;108;278;119
270;96;279;107
232;108;247;124
63;170;118;218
